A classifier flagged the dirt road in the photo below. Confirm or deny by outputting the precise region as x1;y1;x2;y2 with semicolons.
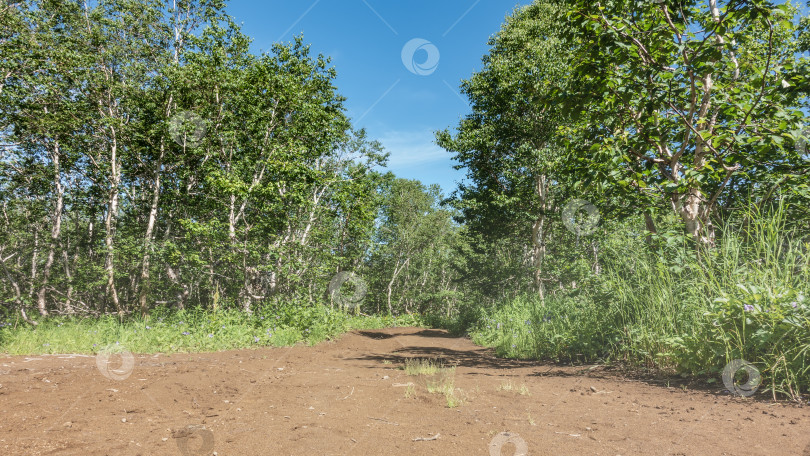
1;327;808;455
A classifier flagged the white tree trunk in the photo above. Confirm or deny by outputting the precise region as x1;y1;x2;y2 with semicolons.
37;141;64;316
104;131;122;315
138;141;164;316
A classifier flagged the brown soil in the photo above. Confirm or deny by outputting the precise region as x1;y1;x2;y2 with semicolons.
1;327;808;455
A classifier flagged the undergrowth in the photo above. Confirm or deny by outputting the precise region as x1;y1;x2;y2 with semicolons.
469;206;810;401
0;303;425;355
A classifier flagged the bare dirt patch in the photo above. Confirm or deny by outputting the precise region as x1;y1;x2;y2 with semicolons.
1;327;808;455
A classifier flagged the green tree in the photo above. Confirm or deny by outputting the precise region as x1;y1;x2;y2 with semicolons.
438;1;599;300
367;178;459;315
0;0;390;321
555;0;809;243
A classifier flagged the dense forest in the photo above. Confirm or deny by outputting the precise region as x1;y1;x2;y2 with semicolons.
0;0;464;320
2;0;810;400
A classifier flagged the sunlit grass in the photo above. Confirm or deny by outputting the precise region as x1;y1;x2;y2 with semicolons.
404;383;416;398
498;380;530;395
402;357;461;407
425;372;460;407
470;206;810;401
403;357;446;376
0;306;426;355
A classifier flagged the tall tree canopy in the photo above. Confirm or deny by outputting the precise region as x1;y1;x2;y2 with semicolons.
0;0;388;319
554;0;810;242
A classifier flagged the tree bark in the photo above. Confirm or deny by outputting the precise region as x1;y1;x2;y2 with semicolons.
166;264;188;310
36;141;64;317
104;130;123;315
386;257;410;315
30;228;38;301
643;211;657;244
138;140;164;316
0;252;37;326
61;250;75;314
531;174;549;300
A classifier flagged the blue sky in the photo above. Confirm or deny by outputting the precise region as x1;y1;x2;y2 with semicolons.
225;0;531;195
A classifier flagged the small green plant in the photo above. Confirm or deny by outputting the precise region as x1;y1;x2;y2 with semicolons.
425;374;453;394
445;388;462;408
421;366;460;407
404;357;446;376
498;380;530;395
405;384;416;398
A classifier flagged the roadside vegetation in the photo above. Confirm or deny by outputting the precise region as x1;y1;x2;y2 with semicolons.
469;206;810;400
2;0;809;403
438;0;810;402
0;304;424;354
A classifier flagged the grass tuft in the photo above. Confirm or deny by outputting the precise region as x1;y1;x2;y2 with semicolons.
498;380;530;395
404;357;446;376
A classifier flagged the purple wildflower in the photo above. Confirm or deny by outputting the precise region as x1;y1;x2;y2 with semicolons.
744;305;754;312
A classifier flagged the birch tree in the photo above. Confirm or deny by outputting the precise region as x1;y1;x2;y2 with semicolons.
437;1;585;299
557;0;809;243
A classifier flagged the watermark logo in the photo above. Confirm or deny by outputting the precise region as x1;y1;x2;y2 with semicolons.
95;344;134;381
796;125;809;155
328;271;368;310
721;359;761;397
489;431;528;456
168;111;206;148
401;38;440;76
175;425;215;456
562;199;600;237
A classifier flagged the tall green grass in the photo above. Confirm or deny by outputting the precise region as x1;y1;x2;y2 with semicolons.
0;303;425;355
471;205;810;401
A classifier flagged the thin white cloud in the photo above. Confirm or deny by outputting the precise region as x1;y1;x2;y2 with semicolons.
377;130;449;168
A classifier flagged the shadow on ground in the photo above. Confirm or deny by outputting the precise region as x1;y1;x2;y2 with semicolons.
355;329;461;340
351;329;762;399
